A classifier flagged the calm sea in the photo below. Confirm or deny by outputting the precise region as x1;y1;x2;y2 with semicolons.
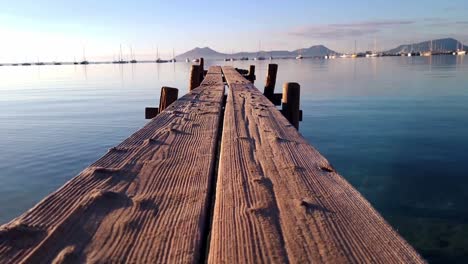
1;56;467;263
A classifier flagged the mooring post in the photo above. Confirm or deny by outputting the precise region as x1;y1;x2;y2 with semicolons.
189;65;202;90
159;87;179;113
248;65;256;83
145;86;179;119
282;82;300;129
199;57;205;80
264;63;278;101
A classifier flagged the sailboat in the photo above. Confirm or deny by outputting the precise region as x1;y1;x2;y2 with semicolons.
80;47;90;65
407;44;414;57
351;40;358;58
113;45;128;63
130;46;137;63
171;49;177;63
421;40;433;57
254;41;266;60
366;38;379;57
155;47;168;63
455;41;466;55
296;48;304;59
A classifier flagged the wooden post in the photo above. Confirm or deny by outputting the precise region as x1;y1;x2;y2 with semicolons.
199;57;205;80
145;107;159;119
189;65;202;90
264;64;278;100
282;82;300;129
159;87;179;113
248;65;255;83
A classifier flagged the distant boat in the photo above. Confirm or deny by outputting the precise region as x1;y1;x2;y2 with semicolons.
130;46;137;63
192;58;200;63
171;49;176;63
35;62;45;66
421;51;432;57
240;57;249;61
366;39;379;58
12;64;19;66
186;58;190;63
422;40;433;56
53;62;62;65
296;48;304;59
269;56;273;60
254;41;266;61
81;46;89;64
21;63;32;66
114;44;128;63
155;47;168;63
455;41;466;55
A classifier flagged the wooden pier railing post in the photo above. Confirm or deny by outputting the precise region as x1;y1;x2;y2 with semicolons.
247;65;256;83
146;86;178;119
199;57;205;80
263;64;281;105
159;87;179;112
190;65;202;90
282;82;300;129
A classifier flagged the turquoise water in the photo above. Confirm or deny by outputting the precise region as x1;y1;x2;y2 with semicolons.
1;56;467;262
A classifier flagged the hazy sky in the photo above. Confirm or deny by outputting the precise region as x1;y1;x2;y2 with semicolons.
1;0;467;61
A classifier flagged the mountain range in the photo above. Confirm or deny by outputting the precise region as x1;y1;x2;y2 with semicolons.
385;38;467;54
175;38;467;60
175;45;337;60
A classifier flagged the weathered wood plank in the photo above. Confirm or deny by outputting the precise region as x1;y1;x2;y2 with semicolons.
0;66;225;263
208;66;424;263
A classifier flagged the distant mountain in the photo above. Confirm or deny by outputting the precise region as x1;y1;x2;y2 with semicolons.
386;38;467;54
293;45;337;57
175;45;338;60
175;47;226;60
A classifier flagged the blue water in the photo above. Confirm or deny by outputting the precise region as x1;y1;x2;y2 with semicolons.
1;56;467;263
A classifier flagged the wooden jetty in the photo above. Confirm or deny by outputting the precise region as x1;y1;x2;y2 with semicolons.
0;64;425;263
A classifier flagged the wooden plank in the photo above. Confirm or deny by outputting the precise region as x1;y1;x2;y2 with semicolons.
0;66;225;263
208;66;424;263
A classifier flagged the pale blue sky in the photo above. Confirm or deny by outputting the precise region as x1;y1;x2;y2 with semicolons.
0;0;467;61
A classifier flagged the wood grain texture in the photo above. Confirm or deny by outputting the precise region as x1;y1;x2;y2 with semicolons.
0;66;225;264
208;66;425;263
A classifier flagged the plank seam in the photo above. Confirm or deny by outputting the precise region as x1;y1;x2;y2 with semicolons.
199;83;227;264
